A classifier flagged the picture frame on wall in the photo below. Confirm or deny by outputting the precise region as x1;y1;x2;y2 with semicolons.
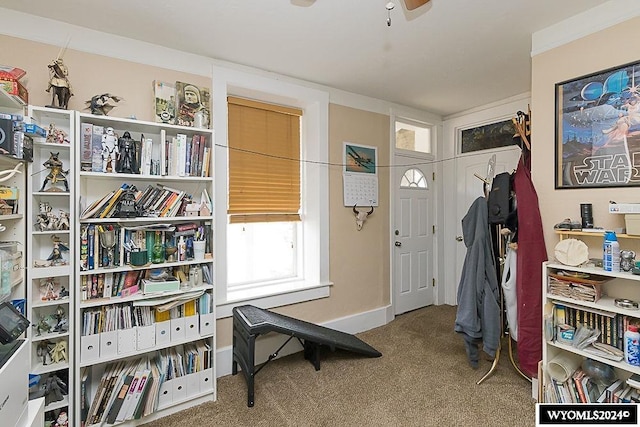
344;142;377;174
459;118;518;154
555;59;640;189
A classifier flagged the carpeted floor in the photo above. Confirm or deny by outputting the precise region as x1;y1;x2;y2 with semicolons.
145;305;536;426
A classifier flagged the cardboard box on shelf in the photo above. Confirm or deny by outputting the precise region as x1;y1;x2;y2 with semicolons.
0;79;27;105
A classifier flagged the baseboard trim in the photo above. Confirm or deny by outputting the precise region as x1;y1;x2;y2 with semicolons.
215;304;392;378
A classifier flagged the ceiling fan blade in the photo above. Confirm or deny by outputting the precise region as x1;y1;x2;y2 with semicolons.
404;0;430;11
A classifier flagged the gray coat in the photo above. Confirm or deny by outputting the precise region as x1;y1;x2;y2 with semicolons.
454;196;501;364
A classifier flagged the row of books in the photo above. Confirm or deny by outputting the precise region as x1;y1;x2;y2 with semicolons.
80;122;211;178
164;133;211;178
545;369;640;404
80;222;209;272
80;183;198;220
554;303;633;350
81;264;212;301
82;305;154;336
82;298;211;336
81;341;212;425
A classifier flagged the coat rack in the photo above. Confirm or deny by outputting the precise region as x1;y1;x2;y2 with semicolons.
473;111;532;385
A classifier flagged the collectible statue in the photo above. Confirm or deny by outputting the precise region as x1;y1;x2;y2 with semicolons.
53;411;69;427
29;375;67;406
85;93;123;115
117;185;139;218
101;127;118;172
40;277;60;301
40;152;69;192
47;234;69;266
116;131;139;174
46;124;70;144
46;58;72;109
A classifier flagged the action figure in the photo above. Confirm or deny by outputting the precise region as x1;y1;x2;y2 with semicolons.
85;93;123;115
46;58;72;110
50;341;67;364
47;235;69;266
53;411;69;427
40;278;59;301
40;152;69;192
116;131;139;174
116;185;139;218
101;127;118;172
46;124;69;144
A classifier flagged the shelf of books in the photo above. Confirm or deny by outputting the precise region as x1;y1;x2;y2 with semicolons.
74;113;216;426
26;105;74;423
542;262;640;404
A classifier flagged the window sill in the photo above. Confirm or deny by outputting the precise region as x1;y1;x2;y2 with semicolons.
216;281;332;319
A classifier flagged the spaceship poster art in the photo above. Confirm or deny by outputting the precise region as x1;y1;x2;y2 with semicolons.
556;60;640;189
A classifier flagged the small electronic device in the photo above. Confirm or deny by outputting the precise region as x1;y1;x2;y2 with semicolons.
0;301;29;344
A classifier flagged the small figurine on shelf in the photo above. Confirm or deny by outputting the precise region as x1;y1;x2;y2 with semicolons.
53;411;68;427
39;277;60;301
116;185;139;218
40;152;69;192
47;234;69;266
101;127;118;172
57;211;70;230
49;340;67;364
45;57;72;110
53;305;68;333
37;340;53;365
116;131;139;174
85;93;123;116
45;124;70;145
33;316;53;336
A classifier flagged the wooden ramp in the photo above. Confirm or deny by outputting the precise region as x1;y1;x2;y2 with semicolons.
232;305;382;407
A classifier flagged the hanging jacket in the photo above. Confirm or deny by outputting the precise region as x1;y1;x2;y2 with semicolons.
454;196;501;362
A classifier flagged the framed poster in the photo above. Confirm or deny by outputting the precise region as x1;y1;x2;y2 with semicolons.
556;60;640;189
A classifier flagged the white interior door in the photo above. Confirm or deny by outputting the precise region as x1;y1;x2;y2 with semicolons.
453;146;522;300
393;154;434;315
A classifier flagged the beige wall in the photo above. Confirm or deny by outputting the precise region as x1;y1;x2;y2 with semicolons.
0;35;210;121
532;17;640;258
1;35;392;348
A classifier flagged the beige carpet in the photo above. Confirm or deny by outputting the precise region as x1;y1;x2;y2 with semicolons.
145;305;536;426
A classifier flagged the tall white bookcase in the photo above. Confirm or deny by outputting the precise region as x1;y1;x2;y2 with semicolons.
73;113;216;426
26;105;75;423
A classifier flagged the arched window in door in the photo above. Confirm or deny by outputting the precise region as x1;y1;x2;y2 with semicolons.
400;168;428;189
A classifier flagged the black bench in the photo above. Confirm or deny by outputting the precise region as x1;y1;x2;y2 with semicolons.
232;305;382;407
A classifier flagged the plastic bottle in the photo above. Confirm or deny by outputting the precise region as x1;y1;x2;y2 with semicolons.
625;324;640;366
603;231;621;272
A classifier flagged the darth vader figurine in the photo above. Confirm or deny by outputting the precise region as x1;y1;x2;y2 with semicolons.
116;131;139;174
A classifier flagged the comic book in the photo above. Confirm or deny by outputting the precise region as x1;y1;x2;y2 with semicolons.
153;80;176;125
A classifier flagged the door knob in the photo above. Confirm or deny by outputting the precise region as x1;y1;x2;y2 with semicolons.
395;241;402;247
455;236;463;242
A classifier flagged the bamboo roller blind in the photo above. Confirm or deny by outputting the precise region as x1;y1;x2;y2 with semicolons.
227;96;303;223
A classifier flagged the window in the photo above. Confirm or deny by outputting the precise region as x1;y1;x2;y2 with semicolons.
460;119;519;153
395;121;431;154
400;168;428;189
213;66;330;318
227;97;302;288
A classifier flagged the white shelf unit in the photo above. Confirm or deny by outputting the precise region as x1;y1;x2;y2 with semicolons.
74;113;216;426
542;261;640;403
0;90;27;307
26;105;75;422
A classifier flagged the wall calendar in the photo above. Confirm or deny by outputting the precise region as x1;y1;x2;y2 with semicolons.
343;172;378;207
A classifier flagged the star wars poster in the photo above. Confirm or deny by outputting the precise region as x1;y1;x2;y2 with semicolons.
556;60;640;188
